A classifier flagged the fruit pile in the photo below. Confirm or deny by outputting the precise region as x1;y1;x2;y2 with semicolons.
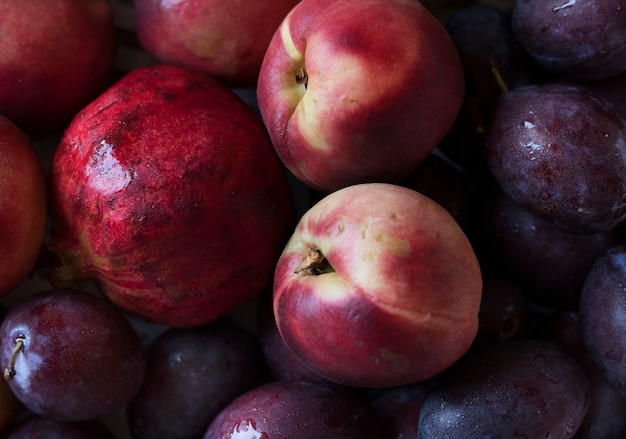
1;0;626;437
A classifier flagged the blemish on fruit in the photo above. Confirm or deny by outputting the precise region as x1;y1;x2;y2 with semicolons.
380;348;410;372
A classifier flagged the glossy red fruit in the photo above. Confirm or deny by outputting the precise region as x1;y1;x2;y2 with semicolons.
0;289;146;421
0;0;116;135
48;64;297;328
0;115;47;297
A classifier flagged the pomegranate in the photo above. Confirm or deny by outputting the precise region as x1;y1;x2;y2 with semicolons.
48;64;297;328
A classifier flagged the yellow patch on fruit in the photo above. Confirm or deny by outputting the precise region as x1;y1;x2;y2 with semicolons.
306;271;355;303
379;348;411;372
292;45;386;153
294;94;333;152
280;16;303;62
374;233;412;257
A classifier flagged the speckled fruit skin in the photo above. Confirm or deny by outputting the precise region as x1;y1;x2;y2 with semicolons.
0;289;146;421
0;0;115;135
48;64;297;328
134;0;301;87
257;0;465;193
579;244;626;399
0;116;48;298
273;183;482;388
485;83;626;234
203;380;384;438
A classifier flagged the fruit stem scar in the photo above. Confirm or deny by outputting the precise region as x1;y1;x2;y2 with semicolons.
294;248;334;275
4;335;25;381
295;68;308;89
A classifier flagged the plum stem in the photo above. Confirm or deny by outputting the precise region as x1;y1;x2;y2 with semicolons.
490;65;509;94
4;335;25;381
294;248;334;275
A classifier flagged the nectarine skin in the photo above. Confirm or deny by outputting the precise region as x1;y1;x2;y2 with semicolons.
257;0;465;193
273;183;482;387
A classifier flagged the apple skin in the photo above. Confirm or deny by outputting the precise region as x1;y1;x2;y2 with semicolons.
134;0;301;87
273;183;482;387
0;116;48;297
257;0;465;193
48;64;297;328
0;0;116;135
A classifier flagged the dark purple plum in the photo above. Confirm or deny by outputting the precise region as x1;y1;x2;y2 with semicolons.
203;380;384;438
439;3;540;167
561;71;626;120
0;289;146;421
512;0;626;80
485;82;626;234
539;311;626;439
3;415;114;439
482;187;623;307
472;270;530;348
400;153;471;229
418;339;590;438
369;381;434;439
580;244;626;399
128;318;269;439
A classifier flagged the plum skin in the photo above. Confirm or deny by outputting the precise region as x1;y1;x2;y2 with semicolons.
579;244;626;399
0;289;146;422
203;380;384;438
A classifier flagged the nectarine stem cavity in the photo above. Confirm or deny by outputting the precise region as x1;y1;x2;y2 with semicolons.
4;335;25;381
294;248;334;275
294;68;308;89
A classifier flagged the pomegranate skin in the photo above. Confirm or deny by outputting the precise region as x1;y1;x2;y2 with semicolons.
48;64;297;328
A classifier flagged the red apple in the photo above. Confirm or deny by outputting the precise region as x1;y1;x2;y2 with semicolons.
0;116;48;297
48;64;297;328
134;0;301;87
273;183;482;387
0;0;116;135
256;0;465;193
